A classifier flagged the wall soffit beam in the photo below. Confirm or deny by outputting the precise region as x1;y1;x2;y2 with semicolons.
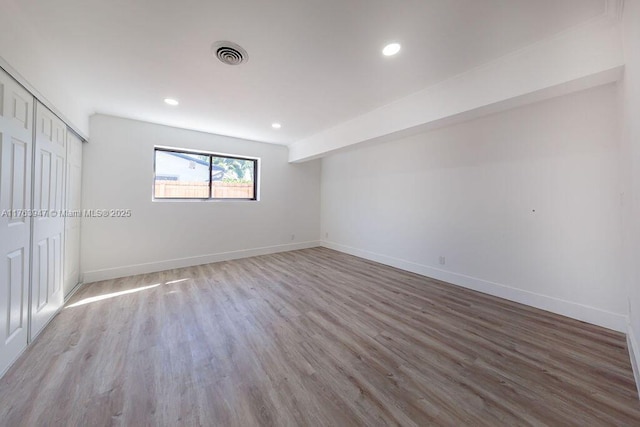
288;11;625;163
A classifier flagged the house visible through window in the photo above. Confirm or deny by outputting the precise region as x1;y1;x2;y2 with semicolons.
154;148;258;200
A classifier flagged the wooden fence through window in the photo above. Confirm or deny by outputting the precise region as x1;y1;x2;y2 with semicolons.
154;181;254;199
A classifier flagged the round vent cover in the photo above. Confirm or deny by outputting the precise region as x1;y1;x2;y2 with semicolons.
212;41;248;65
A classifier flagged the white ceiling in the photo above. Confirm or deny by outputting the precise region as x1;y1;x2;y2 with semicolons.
1;0;605;144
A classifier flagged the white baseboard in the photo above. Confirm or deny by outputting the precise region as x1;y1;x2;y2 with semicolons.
83;241;321;283
628;324;640;397
322;241;627;333
64;281;85;303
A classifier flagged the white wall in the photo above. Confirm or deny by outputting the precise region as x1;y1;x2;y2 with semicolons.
81;115;320;282
321;84;627;331
0;3;89;136
620;0;640;389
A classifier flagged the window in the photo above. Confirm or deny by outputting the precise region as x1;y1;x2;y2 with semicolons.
154;148;258;200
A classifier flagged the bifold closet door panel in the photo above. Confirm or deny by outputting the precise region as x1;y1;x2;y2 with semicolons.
0;69;34;374
30;101;66;340
63;131;82;297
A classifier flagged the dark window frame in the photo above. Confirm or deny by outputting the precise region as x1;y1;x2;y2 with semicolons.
153;147;259;201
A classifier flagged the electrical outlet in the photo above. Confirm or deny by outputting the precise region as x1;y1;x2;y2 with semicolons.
325;232;329;239
291;234;295;241
439;256;446;265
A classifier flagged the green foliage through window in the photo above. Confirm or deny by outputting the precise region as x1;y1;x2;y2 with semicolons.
212;156;254;183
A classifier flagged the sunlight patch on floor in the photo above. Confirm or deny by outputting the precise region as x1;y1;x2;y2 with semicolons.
165;278;189;285
66;283;161;308
65;277;192;308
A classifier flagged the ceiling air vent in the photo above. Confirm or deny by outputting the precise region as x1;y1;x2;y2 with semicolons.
212;41;248;65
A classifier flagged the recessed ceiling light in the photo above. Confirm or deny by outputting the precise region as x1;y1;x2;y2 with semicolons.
382;43;401;56
164;98;179;106
272;123;282;129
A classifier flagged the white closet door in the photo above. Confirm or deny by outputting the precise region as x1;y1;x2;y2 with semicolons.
30;102;66;339
0;69;33;374
63;131;82;297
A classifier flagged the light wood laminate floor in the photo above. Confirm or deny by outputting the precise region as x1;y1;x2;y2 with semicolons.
1;248;639;426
